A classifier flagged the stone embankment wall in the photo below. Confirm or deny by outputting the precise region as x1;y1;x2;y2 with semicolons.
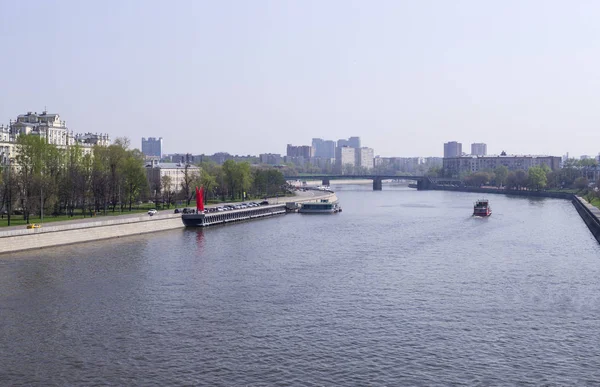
0;192;339;255
572;196;600;243
0;213;183;254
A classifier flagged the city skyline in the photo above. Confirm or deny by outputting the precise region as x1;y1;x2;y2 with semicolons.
2;1;600;157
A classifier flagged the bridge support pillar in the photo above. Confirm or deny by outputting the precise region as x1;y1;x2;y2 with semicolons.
322;178;330;186
373;177;382;191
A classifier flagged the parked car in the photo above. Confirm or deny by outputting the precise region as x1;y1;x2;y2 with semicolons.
260;201;269;205
148;209;158;216
174;208;181;214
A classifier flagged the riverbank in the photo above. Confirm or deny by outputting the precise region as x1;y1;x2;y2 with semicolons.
0;191;337;254
431;185;600;244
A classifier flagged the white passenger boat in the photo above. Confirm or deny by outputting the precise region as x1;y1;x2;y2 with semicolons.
298;199;341;214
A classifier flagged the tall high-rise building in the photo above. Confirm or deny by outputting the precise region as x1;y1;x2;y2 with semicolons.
443;141;462;158
142;137;163;158
337;136;361;149
312;138;324;157
348;136;361;149
312;138;336;159
336;146;356;170
471;143;487;156
286;144;313;159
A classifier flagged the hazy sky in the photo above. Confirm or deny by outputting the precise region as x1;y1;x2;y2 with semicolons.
1;0;600;158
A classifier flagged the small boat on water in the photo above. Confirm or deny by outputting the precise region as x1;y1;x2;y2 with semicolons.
299;199;341;214
473;199;492;217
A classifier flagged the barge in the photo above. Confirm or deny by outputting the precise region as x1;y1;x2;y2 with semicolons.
181;204;287;227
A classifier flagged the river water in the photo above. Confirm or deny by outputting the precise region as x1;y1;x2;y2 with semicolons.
1;185;600;386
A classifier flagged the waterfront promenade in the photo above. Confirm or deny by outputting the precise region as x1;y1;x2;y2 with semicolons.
0;190;336;254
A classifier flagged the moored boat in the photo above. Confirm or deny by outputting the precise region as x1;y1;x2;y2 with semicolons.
298;199;341;214
473;199;491;217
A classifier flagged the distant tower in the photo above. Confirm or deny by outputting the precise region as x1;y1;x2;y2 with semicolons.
142;137;163;158
471;143;487;156
443;141;462;158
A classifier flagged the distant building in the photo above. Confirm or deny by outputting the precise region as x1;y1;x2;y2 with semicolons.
443;154;562;177
0;124;15;165
471;143;487;156
142;137;163;158
336;146;356;172
259;153;283;165
348;136;361;149
356;147;374;170
312;138;336;159
145;161;200;193
75;132;111;147
337;136;361;150
1;110;110;165
286;144;313;159
443;141;462;158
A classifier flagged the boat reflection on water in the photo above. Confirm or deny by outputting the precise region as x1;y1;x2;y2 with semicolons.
195;229;205;251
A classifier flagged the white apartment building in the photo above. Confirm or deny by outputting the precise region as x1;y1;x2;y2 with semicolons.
356;147;374;170
443;155;562;177
145;161;201;193
1;110;111;164
336;146;356;169
0;124;16;165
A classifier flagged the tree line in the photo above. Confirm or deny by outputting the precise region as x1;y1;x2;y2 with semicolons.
0;135;148;222
0;136;291;223
462;160;600;193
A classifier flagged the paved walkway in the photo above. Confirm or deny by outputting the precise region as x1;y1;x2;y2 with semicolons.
0;190;332;233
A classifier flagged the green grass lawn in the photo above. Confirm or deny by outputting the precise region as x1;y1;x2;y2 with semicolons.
0;207;155;228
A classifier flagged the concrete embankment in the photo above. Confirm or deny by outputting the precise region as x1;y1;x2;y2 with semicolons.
0;213;183;254
572;196;600;243
431;185;600;244
0;192;338;254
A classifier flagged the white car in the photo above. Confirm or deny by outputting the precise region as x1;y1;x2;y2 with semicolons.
148;209;158;216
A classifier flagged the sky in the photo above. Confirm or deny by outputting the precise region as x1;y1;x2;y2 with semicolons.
1;0;600;158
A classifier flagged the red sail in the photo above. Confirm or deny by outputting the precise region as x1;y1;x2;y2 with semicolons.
195;186;202;212
199;186;205;212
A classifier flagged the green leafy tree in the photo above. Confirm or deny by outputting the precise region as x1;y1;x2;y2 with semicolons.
527;166;547;190
122;150;148;211
494;165;508;187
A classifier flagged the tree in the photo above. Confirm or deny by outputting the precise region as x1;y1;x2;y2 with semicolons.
181;163;201;205
161;175;174;207
527;166;547;191
122;150;148;211
494;165;508;187
574;177;589;191
515;170;528;190
15;135;50;222
222;160;253;200
464;172;490;187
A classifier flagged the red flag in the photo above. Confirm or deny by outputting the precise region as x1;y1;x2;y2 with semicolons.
199;186;205;212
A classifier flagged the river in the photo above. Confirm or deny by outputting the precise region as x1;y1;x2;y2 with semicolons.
1;185;600;386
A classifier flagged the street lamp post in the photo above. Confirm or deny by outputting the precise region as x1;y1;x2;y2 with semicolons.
7;158;11;226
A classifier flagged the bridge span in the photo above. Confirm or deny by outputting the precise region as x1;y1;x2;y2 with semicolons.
284;175;462;191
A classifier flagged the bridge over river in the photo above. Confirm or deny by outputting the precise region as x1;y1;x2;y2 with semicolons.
284;175;462;190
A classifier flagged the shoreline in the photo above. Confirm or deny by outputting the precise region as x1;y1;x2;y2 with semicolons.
0;191;337;255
